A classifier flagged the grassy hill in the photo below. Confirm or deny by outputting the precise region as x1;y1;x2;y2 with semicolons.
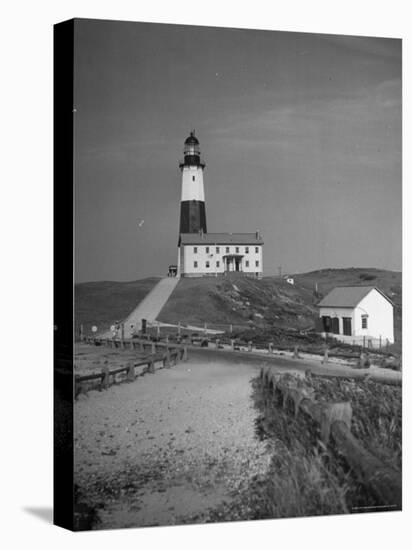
75;278;160;335
75;268;401;343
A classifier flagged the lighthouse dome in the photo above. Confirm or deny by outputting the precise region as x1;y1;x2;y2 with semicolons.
184;131;199;145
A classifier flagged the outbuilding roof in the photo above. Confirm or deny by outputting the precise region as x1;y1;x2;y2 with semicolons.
179;232;264;245
317;286;394;308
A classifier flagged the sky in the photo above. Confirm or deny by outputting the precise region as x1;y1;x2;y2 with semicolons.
74;19;401;282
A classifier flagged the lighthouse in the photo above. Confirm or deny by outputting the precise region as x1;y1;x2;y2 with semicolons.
177;131;264;279
178;131;207;234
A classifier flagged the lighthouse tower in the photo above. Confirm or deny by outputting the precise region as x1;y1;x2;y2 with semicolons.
179;131;207;234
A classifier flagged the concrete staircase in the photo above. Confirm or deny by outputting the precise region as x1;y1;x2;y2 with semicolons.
120;277;180;338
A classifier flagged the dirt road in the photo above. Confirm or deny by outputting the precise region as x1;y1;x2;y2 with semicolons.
74;350;270;529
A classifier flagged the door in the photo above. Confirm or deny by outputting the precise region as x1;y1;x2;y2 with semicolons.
342;317;352;336
331;317;339;334
322;316;331;332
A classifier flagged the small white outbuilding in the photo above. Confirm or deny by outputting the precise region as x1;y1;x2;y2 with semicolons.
317;286;394;347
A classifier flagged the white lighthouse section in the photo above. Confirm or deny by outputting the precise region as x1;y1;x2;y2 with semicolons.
181;165;205;202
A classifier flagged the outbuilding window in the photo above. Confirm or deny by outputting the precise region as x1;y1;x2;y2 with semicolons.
216;261;220;268
194;247;198;254
255;246;259;253
216;247;220;254
245;247;249;253
206;246;210;253
361;315;368;329
226;246;230;253
194;261;198;268
255;260;259;267
235;247;239;253
206;261;210;268
245;260;249;267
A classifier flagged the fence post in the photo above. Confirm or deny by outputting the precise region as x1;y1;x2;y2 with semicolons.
248;340;253;352
269;342;273;354
140;340;144;352
151;342;156;354
204;322;207;335
121;323;125;347
127;363;135;382
216;338;220;349
163;349;171;368
230;324;233;335
321;347;329;364
156;323;160;338
359;351;366;369
182;346;188;362
293;345;300;359
363;335;366;349
178;321;181;337
231;339;235;351
148;358;155;373
101;363;110;390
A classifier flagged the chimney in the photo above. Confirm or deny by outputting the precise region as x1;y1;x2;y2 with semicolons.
256;230;260;240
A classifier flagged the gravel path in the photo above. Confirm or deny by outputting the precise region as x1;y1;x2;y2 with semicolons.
74;351;270;529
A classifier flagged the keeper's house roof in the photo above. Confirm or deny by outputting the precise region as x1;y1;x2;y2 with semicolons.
317;286;393;308
179;232;264;245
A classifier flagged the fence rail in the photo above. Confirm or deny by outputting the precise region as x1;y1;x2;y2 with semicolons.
260;367;401;506
75;338;188;398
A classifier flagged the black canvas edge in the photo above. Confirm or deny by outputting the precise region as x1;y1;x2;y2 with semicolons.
53;18;75;531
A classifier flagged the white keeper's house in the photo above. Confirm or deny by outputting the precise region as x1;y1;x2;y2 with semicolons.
175;131;264;278
317;286;394;347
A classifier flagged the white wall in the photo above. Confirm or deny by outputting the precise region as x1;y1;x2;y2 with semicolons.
180;244;263;276
181;165;205;201
354;289;394;343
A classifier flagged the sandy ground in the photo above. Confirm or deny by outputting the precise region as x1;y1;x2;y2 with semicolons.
74;351;270;529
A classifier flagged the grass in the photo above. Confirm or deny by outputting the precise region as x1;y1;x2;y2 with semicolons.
75;277;160;336
209;374;401;521
75;268;402;347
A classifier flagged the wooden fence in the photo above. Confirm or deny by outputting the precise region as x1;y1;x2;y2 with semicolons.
260;366;402;506
75;338;187;398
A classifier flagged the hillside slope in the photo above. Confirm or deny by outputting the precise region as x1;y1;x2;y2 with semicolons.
75;268;401;342
75;278;160;335
157;275;317;331
158;268;401;341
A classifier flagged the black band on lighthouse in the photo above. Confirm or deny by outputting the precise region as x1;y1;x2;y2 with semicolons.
179;200;207;234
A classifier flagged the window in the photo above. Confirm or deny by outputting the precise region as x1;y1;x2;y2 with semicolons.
216;261;220;268
255;260;259;267
192;175;195;181
361;315;368;329
194;261;198;268
235;247;239;253
194;247;198;254
206;261;210;268
206;246;209;253
226;246;230;254
255;246;259;253
245;246;249;254
245;260;249;267
216;246;220;254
